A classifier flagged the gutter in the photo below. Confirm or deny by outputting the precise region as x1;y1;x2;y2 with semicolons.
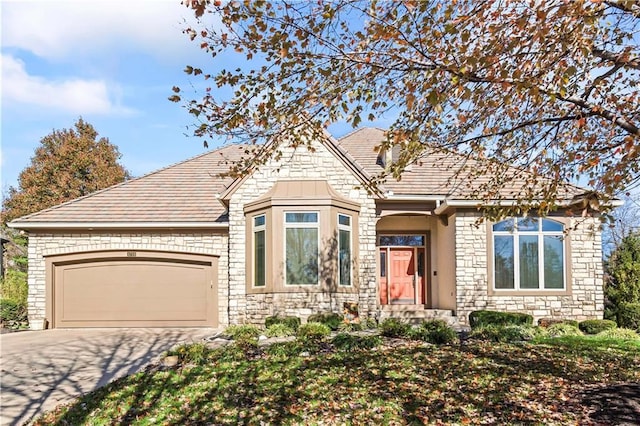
433;198;625;216
7;221;230;231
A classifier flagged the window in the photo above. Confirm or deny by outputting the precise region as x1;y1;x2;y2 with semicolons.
338;214;352;286
285;212;319;285
492;218;565;290
253;215;266;287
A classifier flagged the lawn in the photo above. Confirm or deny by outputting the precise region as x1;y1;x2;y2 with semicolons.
34;336;639;425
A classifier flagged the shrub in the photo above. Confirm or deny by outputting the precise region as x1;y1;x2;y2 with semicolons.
265;341;304;358
360;317;378;330
546;323;583;337
379;318;411;338
578;319;617;335
617;302;640;331
265;323;295;338
597;328;640;341
332;333;382;351
0;298;27;325
338;321;363;332
469;310;533;328
265;315;301;331
296;322;331;345
469;325;537;343
409;319;458;344
166;343;210;364
225;324;261;348
537;318;579;328
0;269;28;305
307;312;344;331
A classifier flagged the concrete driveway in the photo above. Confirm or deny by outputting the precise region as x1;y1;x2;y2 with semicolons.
0;328;214;425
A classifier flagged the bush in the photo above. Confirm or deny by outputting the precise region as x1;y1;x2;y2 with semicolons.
225;324;261;348
617;302;640;331
469;325;538;343
360;317;378;330
332;333;383;351
307;312;344;331
0;269;28;305
546;323;583;337
265;341;304;358
0;298;27;325
379;318;411;338
265;323;295;338
265;315;301;331
408;319;458;344
469;310;533;328
578;319;617;335
338;321;363;332
537;318;579;328
597;328;640;341
296;322;331;345
166;342;210;365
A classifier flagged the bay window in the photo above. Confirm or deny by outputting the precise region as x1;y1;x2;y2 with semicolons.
285;212;319;285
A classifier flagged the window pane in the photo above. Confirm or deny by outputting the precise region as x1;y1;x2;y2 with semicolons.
380;251;386;277
254;229;266;287
494;235;514;289
286;228;318;284
519;235;539;288
417;250;424;277
338;214;351;226
542;219;563;232
544;236;564;289
285;212;317;223
493;219;514;232
379;235;425;246
517;217;539;232
339;229;351;286
254;215;265;227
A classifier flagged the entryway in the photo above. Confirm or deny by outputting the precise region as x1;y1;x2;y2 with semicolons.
378;234;429;305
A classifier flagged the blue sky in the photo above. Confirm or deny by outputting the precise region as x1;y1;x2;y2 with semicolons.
0;0;366;194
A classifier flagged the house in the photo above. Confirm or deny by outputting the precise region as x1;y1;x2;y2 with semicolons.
8;127;608;329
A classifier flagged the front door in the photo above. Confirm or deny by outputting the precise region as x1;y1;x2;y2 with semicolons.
389;248;415;304
378;234;428;306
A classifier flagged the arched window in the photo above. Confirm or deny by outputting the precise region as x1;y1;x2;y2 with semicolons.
492;217;565;290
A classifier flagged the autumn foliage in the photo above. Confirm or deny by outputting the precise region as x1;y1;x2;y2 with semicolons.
2;119;129;223
177;0;639;216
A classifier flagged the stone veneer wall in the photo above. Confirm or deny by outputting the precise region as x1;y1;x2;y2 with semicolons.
228;139;378;325
26;232;228;330
454;211;604;325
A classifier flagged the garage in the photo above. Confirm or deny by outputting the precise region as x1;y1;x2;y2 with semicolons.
46;250;218;328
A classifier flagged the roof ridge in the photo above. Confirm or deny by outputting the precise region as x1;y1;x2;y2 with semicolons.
10;143;245;223
337;126;386;142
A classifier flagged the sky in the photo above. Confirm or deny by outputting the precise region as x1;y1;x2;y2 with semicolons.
0;0;366;194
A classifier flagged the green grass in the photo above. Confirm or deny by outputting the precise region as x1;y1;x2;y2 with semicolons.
34;338;639;425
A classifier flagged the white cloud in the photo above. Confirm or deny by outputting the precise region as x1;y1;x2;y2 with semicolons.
2;0;204;61
1;54;132;114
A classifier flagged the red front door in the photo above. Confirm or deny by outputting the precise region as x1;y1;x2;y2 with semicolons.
389;248;415;304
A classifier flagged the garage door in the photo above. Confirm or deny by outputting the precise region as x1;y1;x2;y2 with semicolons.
49;251;218;328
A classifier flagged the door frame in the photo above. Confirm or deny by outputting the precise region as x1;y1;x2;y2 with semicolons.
377;233;431;306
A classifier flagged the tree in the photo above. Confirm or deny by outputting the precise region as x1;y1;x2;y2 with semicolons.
2;118;130;223
604;232;640;326
604;194;640;254
176;0;639;217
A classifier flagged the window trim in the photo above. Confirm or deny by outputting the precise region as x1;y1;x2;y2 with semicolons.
487;217;572;296
252;214;266;288
338;213;352;287
283;211;320;286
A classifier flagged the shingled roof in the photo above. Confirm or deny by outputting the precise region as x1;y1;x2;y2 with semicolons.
9;144;249;227
10;127;589;228
336;127;586;200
